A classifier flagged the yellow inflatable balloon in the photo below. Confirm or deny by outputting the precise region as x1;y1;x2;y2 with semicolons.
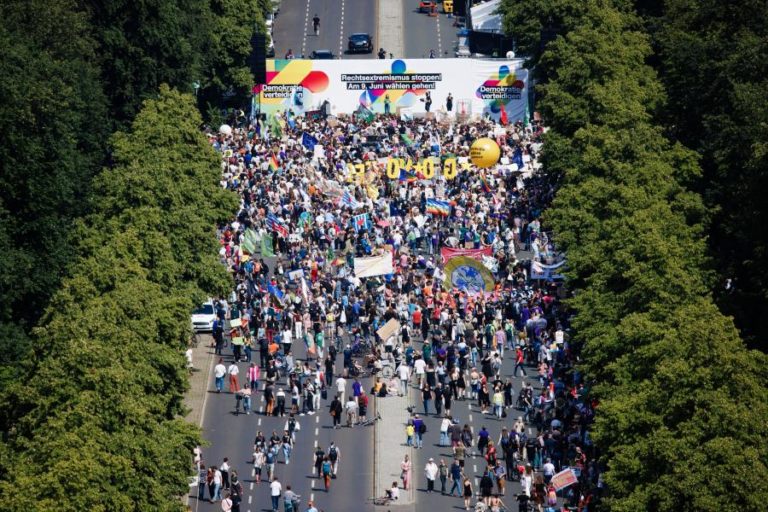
470;137;501;168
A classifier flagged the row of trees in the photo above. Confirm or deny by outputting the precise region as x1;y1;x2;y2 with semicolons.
0;0;267;424
0;87;238;510
501;0;768;510
0;0;267;508
649;0;768;349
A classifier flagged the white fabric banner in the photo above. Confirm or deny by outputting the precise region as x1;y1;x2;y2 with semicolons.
354;254;394;278
530;260;566;280
259;58;529;122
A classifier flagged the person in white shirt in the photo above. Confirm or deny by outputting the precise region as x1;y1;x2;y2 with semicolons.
214;358;227;393
345;397;359;426
396;362;411;396
425;458;439;493
213;467;223;501
269;477;282;512
413;357;427;388
220;494;232;511
542;458;556;483
386;481;400;501
335;375;347;404
227;362;240;392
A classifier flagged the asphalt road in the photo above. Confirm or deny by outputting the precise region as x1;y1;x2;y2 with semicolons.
192;335;378;512
402;3;458;59
271;0;378;60
404;342;539;512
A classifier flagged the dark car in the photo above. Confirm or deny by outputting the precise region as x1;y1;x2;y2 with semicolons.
347;33;373;53
310;49;335;59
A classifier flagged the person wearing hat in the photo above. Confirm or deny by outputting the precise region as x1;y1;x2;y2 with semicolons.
425;457;438;493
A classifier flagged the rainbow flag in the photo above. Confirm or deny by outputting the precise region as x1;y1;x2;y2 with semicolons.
399;169;418;182
269;155;279;172
480;173;492;193
426;198;450;216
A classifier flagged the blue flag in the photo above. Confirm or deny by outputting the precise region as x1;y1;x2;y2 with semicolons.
302;132;318;151
267;283;285;305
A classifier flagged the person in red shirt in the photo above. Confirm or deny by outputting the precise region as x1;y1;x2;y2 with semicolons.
514;347;527;377
412;308;422;329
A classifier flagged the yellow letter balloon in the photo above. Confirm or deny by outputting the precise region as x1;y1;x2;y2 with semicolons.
470;138;501;168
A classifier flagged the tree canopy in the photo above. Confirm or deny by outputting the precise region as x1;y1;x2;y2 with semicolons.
0;87;237;511
502;0;768;509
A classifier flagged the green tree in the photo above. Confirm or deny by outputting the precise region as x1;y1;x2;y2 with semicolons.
197;0;267;116
0;87;237;511
654;0;768;348
0;0;109;393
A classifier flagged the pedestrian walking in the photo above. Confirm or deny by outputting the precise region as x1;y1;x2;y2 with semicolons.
220;457;230;490
329;395;343;429
197;463;207;501
327;442;340;477
439;458;448;494
463;476;473;510
227;361;240;392
425;457;438;493
269;476;282;511
400;453;412;490
214;358;226;392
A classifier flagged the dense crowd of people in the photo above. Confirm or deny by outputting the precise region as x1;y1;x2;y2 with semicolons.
201;109;602;512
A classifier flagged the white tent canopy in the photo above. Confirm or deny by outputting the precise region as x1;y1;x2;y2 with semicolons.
471;0;503;34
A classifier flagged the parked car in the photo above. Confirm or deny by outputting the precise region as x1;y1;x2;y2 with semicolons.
264;11;275;32
191;300;216;332
347;33;373;53
310;49;335;59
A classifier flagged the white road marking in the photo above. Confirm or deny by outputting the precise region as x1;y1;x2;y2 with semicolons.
311;492;315;502
251;468;255;477
315;427;319;436
473;464;477;472
248;495;252;504
250;482;254;490
338;0;346;56
302;0;312;56
258;418;262;426
311;479;316;488
316;416;320;423
469;413;473;422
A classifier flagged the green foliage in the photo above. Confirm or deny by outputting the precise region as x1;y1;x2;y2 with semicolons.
79;0;211;123
654;0;768;348
500;0;768;509
0;0;109;397
0;87;237;511
196;0;267;113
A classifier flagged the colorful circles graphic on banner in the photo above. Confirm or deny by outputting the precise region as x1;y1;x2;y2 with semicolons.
470;138;500;168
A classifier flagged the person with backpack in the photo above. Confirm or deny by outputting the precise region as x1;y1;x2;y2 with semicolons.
412;414;426;448
281;430;293;465
327;442;340;477
284;414;300;442
230;474;243;512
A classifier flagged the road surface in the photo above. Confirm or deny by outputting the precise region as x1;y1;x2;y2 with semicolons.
271;0;378;60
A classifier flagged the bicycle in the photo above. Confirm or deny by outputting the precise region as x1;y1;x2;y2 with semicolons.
359;412;381;427
368;495;392;506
